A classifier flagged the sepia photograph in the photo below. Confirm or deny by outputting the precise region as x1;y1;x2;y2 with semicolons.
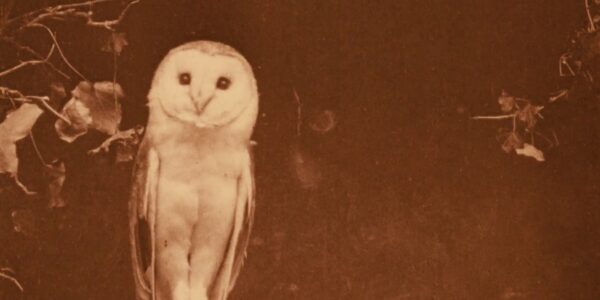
1;0;599;299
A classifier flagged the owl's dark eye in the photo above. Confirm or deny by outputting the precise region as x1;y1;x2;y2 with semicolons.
216;76;231;90
178;73;191;85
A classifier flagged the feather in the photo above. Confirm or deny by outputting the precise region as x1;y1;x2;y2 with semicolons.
211;150;255;299
129;137;160;300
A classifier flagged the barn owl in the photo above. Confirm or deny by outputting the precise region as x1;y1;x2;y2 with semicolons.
129;40;258;300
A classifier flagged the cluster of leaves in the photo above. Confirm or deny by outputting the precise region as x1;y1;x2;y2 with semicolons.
474;1;600;162
0;0;141;293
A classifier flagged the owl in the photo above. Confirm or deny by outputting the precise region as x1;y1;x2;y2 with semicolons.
129;40;258;300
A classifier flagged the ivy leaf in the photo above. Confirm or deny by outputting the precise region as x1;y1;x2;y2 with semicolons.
102;32;129;56
515;143;545;162
0;103;44;174
55;81;124;143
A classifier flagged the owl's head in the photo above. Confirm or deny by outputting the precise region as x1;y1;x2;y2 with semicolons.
148;41;258;131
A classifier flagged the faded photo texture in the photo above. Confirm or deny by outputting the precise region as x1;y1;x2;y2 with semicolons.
1;0;600;299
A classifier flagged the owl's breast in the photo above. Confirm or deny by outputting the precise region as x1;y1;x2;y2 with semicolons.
157;139;247;182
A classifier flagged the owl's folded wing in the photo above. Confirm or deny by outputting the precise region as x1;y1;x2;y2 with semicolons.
212;150;256;299
129;138;160;300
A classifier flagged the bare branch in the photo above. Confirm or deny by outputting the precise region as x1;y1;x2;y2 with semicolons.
586;0;596;32
0;269;24;292
549;89;569;103
0;44;55;78
471;114;516;120
4;0;117;29
0;87;71;124
293;88;302;136
28;23;88;81
5;0;140;31
28;96;72;125
0;37;70;79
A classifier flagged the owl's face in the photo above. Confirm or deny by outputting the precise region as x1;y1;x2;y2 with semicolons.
148;41;257;129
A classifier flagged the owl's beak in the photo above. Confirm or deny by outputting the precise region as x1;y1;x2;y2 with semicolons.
192;94;214;114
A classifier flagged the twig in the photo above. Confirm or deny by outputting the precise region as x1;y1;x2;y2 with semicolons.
585;0;596;32
88;127;139;155
28;23;88;81
4;0;117;29
0;44;55;78
28;95;72;125
0;270;24;292
0;37;70;79
0;88;71;124
115;0;141;26
29;131;48;166
549;89;569;103
471;114;516;120
292;88;302;136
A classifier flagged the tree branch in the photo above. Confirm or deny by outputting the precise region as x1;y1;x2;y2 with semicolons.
28;23;88;81
471;114;516;120
586;0;596;32
0;44;55;78
0;87;71;125
293;88;302;136
0;269;23;292
0;37;70;79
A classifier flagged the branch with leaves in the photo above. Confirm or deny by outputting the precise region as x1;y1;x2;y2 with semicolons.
0;0;142;198
473;1;600;162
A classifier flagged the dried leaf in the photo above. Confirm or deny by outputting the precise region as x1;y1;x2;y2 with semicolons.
515;143;545;162
45;160;66;208
498;90;515;112
0;103;44;174
501;132;523;153
55;81;124;143
517;104;542;130
54;99;92;142
102;32;129;56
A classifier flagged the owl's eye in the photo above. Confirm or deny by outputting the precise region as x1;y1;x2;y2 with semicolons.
178;73;191;85
216;77;231;90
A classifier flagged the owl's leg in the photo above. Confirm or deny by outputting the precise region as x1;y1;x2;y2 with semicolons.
189;177;237;299
155;181;196;300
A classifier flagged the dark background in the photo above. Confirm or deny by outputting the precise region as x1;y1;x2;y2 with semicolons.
2;0;600;299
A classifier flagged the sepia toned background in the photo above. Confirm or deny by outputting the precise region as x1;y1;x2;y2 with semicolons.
1;0;600;299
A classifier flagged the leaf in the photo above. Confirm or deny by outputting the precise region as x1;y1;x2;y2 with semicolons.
497;90;515;112
45;160;66;208
54;98;92;142
517;104;542;130
515;143;545;162
0;103;44;174
55;81;124;143
102;32;129;56
501;132;523;153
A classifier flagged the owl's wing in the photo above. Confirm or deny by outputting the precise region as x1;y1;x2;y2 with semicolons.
129;137;160;300
212;149;256;299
